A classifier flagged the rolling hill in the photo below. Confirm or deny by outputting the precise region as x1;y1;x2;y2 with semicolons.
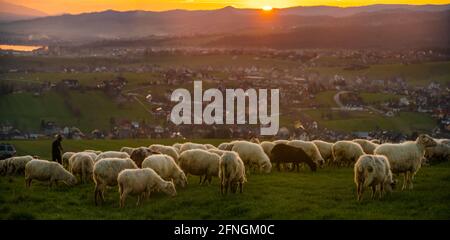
0;1;47;22
0;4;448;48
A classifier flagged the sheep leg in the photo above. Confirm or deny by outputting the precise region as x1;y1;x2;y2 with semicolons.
25;178;32;188
357;183;364;201
379;184;384;199
239;182;243;193
371;185;376;199
136;195;141;207
224;181;229;195
120;191;128;208
356;183;362;201
402;172;408;191
199;176;203;185
408;172;414;190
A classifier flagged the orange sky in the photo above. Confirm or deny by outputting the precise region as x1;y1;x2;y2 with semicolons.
5;0;450;15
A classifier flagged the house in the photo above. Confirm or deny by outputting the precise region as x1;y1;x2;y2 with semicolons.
61;79;80;89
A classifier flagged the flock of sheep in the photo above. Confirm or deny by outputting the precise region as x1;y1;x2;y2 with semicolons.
0;134;449;208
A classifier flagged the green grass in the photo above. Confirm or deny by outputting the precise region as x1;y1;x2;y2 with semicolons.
1;139;449;219
309;61;450;86
360;92;402;104
0;91;161;132
302;110;436;134
314;91;338;108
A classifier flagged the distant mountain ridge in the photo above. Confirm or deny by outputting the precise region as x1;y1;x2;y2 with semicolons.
0;1;47;22
0;4;448;48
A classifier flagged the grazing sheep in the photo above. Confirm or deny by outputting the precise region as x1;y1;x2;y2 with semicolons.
149;144;179;163
84;150;102;155
354;154;395;201
371;139;381;144
374;134;437;190
179;142;208;153
93;158;138;205
352;139;379;154
218;142;234;151
207;148;227;156
204;144;217;149
25;159;77;187
288;140;325;166
118;168;176;208
0;155;34;175
83;151;98;162
219;151;247;195
172;143;182;153
231;141;272;173
271;143;317;172
425;138;450;164
312;140;334;164
142;154;187;187
95;151;129;162
332;141;365;166
130;147;152;168
178;149;220;185
273;140;289;145
68;152;94;183
62;152;76;169
260;141;275;159
120;147;136;156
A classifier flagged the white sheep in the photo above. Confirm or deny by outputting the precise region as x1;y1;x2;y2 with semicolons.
204;144;217;149
207;148;227;156
425;138;450;164
354;154;395;201
231;141;272;173
118;168;177;207
218;142;234;151
62;152;75;169
84;150;102;155
141;154;187;188
312;140;334;164
0;155;34;175
95;151;129;162
288;140;325;166
93;158;138;205
25;159;77;187
172;143;182;153
374;134;437;190
68;152;94;183
352;139;379;154
219;151;247;195
120;147;136;156
149;144;179;162
178;149;220;185
332;140;365;166
179;142;208;153
260;141;275;159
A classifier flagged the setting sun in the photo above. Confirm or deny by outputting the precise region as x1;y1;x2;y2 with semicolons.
262;5;273;11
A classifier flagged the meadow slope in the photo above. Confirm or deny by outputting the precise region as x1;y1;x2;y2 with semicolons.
0;139;449;220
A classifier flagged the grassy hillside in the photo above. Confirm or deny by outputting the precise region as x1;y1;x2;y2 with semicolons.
1;139;449;220
301;110;435;134
0;91;160;132
309;61;450;86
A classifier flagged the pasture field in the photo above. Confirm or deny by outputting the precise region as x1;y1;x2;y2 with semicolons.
300;110;435;134
0;139;449;220
308;61;450;86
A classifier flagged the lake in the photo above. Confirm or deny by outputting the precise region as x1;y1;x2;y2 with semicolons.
0;44;44;52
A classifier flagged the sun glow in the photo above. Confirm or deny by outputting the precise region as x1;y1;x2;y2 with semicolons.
262;5;273;11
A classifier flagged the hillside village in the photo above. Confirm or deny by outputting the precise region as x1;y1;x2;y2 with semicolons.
1;47;449;141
